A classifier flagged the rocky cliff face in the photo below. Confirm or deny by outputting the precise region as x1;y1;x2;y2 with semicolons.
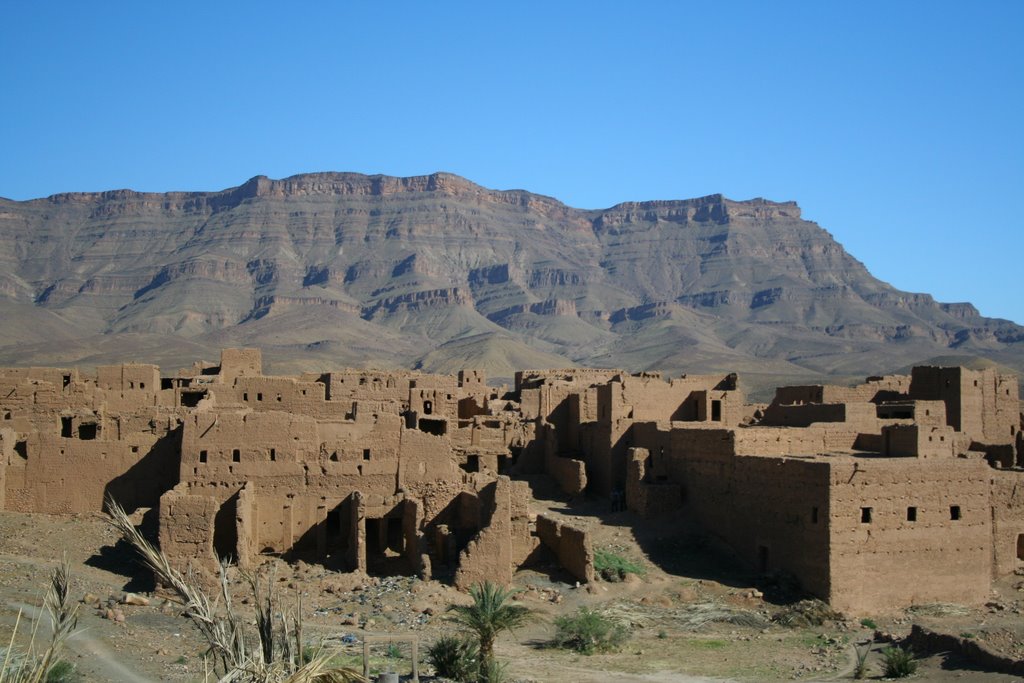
1;172;1021;386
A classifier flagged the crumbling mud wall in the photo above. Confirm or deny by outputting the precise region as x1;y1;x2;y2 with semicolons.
536;514;594;583
625;447;682;518
452;477;534;589
990;469;1024;577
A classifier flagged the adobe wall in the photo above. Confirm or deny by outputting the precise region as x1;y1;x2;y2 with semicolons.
541;423;586;495
452;477;534;588
625;447;682;518
219;348;262;383
536;514;594;583
686;451;832;599
827;457;992;614
158;485;219;580
769;375;910;408
624;421;832;597
0;427;10;510
990;469;1024;577
910;367;1018;446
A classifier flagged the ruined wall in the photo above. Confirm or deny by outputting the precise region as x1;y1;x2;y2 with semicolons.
990;469;1024;577
536;514;594;583
453;477;517;588
158;485;219;578
0;427;10;510
827;457;992;614
543;424;586;495
625;447;683;518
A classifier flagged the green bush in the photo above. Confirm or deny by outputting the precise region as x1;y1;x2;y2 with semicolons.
426;635;478;682
881;645;917;678
46;660;81;683
552;608;628;654
593;549;645;582
859;617;877;630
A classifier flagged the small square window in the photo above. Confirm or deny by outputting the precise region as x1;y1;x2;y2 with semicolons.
199;450;208;463
269;448;276;461
363;449;371;461
232;449;241;463
131;446;139;454
907;507;917;522
257;393;263;401
243;392;249;401
950;505;961;521
860;507;873;524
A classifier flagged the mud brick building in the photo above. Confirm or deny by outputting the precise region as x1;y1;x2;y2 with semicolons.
1;350;1022;614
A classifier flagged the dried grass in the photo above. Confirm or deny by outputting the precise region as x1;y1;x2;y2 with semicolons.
0;559;80;683
104;495;365;683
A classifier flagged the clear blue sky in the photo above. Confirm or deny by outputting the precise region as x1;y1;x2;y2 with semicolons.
2;1;1021;323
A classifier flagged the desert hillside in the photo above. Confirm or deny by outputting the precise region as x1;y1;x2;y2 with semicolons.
1;172;1021;389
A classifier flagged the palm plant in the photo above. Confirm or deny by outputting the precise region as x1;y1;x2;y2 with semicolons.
446;581;529;681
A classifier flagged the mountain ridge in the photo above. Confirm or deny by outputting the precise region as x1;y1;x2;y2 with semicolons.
0;171;1019;393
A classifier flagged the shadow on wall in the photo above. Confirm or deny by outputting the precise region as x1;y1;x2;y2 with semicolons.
103;426;183;515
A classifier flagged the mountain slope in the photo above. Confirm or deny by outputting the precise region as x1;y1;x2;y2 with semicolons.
1;172;1020;387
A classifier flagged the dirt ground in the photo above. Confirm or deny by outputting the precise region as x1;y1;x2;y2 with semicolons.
1;483;1022;682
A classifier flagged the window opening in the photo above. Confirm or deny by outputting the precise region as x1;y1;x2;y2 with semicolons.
62;374;71;388
78;423;97;440
363;449;371;461
14;441;27;460
232;449;241;463
423;400;433;415
1017;534;1024;562
811;506;819;524
60;417;72;438
907;506;917;522
860;507;873;523
950;505;961;521
269;448;276;461
181;391;206;407
199;450;208;463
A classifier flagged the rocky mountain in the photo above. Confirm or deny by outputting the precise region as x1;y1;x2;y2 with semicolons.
1;172;1021;392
